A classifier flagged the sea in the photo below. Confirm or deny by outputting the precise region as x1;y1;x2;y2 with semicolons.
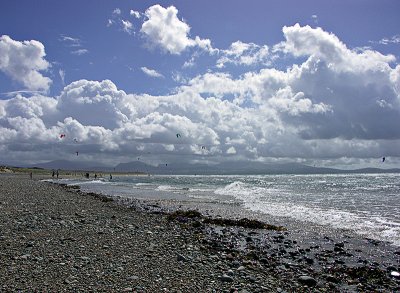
49;173;400;247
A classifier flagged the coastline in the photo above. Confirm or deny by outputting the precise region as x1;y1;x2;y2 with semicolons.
1;174;399;292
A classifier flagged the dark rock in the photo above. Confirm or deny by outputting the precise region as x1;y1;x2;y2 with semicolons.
325;274;339;283
335;259;345;264
334;242;345;248
248;275;257;282
259;258;269;264
305;257;314;265
176;253;187;262
298;275;317;286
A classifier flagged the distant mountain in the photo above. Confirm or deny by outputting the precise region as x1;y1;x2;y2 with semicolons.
345;167;400;174
25;159;400;175
113;160;400;175
115;161;159;173
29;160;109;171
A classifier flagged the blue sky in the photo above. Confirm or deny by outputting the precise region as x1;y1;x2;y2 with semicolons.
1;0;400;169
2;0;399;96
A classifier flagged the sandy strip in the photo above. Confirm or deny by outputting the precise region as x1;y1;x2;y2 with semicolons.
0;174;399;292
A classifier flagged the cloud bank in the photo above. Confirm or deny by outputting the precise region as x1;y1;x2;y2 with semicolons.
1;24;399;168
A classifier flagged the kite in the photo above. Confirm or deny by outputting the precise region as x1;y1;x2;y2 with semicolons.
176;133;181;138
60;134;66;138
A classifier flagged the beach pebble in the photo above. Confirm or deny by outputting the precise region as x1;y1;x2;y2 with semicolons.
390;271;400;278
298;275;317;286
304;257;314;264
247;275;257;282
20;254;31;260
80;256;90;262
232;260;241;267
237;266;246;271
219;274;234;282
127;275;139;281
325;274;339;283
176;253;187;262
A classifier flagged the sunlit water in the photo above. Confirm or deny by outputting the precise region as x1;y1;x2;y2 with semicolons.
49;173;400;246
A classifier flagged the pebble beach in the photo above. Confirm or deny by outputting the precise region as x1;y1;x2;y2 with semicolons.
1;173;399;292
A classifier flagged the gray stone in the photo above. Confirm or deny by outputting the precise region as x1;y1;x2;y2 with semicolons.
232;260;241;267
298;275;317;286
219;274;234;282
237;266;246;271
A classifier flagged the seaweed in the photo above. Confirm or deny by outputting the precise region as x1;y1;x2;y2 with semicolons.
167;209;203;221
167;209;285;231
204;217;286;231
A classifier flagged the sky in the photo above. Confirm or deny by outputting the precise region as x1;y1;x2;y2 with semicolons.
0;0;400;169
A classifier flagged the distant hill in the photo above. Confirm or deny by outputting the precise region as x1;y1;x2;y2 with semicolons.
113;160;400;175
29;160;109;172
23;159;400;175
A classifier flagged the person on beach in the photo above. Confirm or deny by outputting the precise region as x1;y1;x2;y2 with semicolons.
94;174;97;179
109;174;112;180
56;169;59;179
52;170;55;178
29;172;32;179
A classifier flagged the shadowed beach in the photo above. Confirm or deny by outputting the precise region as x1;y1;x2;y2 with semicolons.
1;173;399;292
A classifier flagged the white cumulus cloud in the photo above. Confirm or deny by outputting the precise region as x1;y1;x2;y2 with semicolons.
0;35;52;91
140;5;214;55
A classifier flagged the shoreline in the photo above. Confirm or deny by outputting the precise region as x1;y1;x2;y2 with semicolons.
1;174;399;292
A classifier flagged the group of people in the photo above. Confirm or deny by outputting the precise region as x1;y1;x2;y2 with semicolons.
84;172;112;180
51;169;59;179
48;169;113;180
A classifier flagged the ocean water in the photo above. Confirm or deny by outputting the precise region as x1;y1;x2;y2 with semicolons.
51;173;400;246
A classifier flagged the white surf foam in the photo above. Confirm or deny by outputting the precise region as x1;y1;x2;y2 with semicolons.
215;180;400;246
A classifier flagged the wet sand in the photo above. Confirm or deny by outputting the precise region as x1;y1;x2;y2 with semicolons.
1;173;399;292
